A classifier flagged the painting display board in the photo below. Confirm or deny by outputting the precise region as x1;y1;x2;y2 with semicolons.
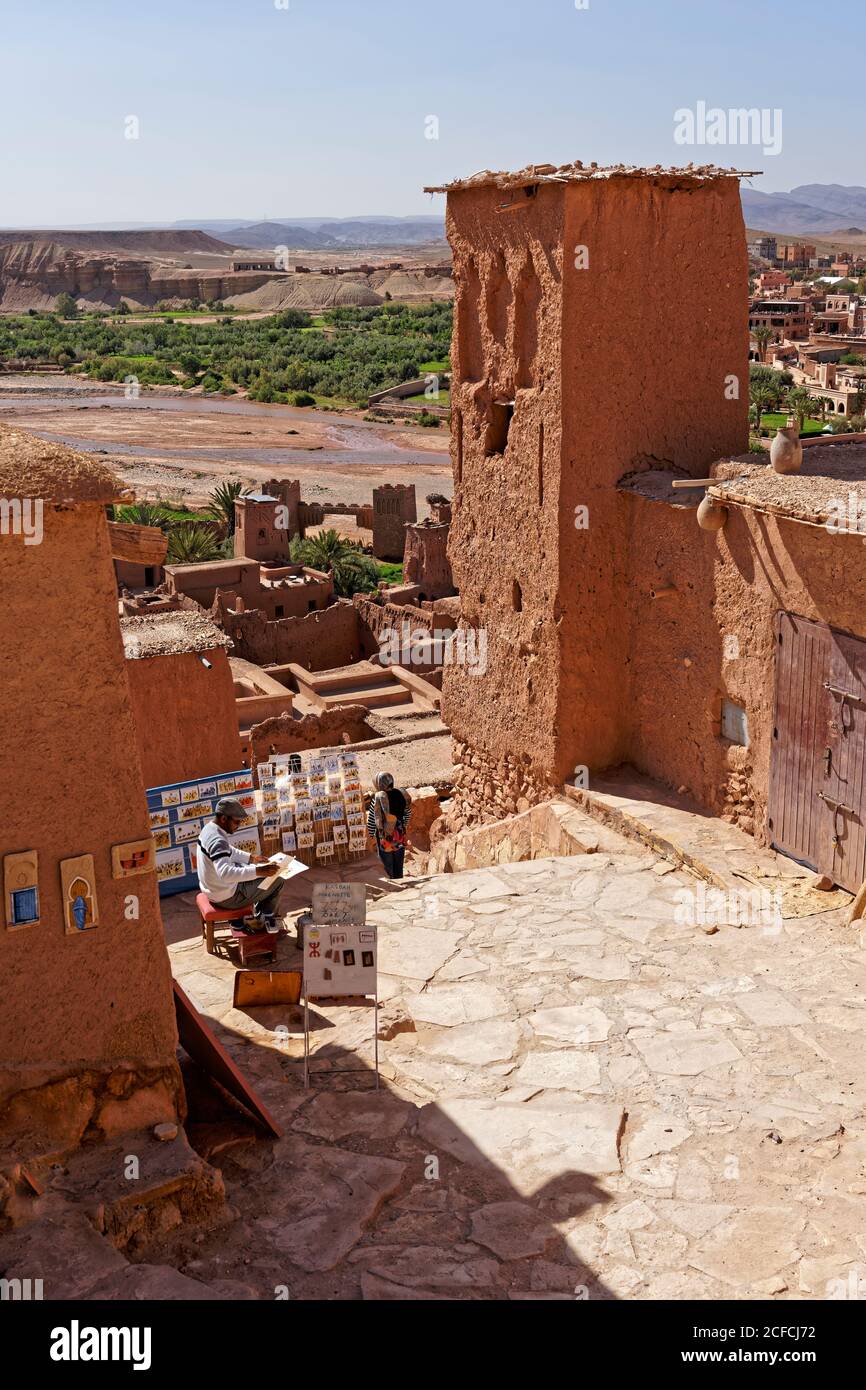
147;769;258;897
303;885;378;1088
254;750;369;868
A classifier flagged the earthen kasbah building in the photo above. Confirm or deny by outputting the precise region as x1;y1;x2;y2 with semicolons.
234;479;303;563
0;429;181;1152
427;162;751;823
373;483;417;560
402;516;454;601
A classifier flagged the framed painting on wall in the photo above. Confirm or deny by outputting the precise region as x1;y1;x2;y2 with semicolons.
111;839;155;879
4;851;40;931
60;855;99;934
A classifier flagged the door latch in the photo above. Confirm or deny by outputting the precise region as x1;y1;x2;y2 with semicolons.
823;682;863;703
816;790;855;848
824;681;861;733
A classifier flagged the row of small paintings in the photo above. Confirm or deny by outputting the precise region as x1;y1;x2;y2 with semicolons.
151;811;257;851
154;827;262;884
257;752;360;783
157;773;253;809
271;826;367;852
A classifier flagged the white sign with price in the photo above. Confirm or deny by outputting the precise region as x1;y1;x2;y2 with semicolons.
311;882;367;927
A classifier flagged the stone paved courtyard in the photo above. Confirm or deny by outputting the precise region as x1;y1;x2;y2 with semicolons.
159;837;866;1300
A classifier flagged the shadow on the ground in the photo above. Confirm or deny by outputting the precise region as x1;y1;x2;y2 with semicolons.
158;871;620;1300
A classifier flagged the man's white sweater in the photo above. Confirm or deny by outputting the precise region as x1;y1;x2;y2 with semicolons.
197;820;260;904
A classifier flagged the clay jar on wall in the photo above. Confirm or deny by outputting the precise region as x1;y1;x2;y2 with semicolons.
697;492;728;531
770;417;803;475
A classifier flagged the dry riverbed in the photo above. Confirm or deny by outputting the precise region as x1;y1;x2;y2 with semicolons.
0;377;452;507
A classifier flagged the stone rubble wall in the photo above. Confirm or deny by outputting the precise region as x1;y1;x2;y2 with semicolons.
445;738;559;830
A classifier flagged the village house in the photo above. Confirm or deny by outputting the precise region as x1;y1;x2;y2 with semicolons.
778;241;817;267
749;296;810;342
165;555;333;620
121;611;242;787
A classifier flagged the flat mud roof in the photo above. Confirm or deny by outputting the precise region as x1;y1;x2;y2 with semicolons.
425;161;757;193
120;611;232;660
710;442;866;525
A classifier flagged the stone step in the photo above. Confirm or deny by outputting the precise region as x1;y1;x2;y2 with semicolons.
564;767;851;918
319;684;408;709
24;1125;226;1254
0;1205;241;1300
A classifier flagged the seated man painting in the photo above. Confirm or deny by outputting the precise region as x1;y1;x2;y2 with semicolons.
197;796;284;934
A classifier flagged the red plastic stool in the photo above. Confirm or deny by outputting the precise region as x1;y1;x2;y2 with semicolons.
197;893;256;956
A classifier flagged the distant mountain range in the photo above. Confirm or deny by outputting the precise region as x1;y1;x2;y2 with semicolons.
0;215;448;248
185;216;447;248
221;222;339;250
741;184;866;237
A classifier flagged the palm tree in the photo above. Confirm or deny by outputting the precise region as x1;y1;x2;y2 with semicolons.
166;520;224;564
753;325;773;364
786;387;814;432
291;529;380;597
749;382;776;436
113;501;172;531
206;480;250;536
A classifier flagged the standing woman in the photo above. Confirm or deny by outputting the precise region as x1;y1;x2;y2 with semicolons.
367;771;412;879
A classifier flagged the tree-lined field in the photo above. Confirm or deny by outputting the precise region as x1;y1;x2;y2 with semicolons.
0;301;453;408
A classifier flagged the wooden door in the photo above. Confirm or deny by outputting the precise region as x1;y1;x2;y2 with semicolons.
826;633;866;891
768;612;866;892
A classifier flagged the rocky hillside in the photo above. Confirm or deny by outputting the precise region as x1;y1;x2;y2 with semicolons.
0;228;234;256
741;183;866;237
0;238;454;313
0;241;269;312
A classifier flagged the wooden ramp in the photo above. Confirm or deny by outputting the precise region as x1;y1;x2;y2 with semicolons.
173;980;282;1139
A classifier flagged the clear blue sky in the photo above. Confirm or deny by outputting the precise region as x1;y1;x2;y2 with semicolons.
0;0;855;225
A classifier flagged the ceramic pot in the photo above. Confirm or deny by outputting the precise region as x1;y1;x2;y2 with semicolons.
770;418;803;475
697;493;728;531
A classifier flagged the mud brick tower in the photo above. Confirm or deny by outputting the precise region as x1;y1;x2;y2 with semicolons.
234;479;302;562
403;518;453;600
428;163;750;822
373;483;417;560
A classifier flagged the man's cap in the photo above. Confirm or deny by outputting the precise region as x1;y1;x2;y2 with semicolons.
215;797;247;819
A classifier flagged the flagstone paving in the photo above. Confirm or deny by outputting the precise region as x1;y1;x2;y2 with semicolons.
153;844;866;1300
